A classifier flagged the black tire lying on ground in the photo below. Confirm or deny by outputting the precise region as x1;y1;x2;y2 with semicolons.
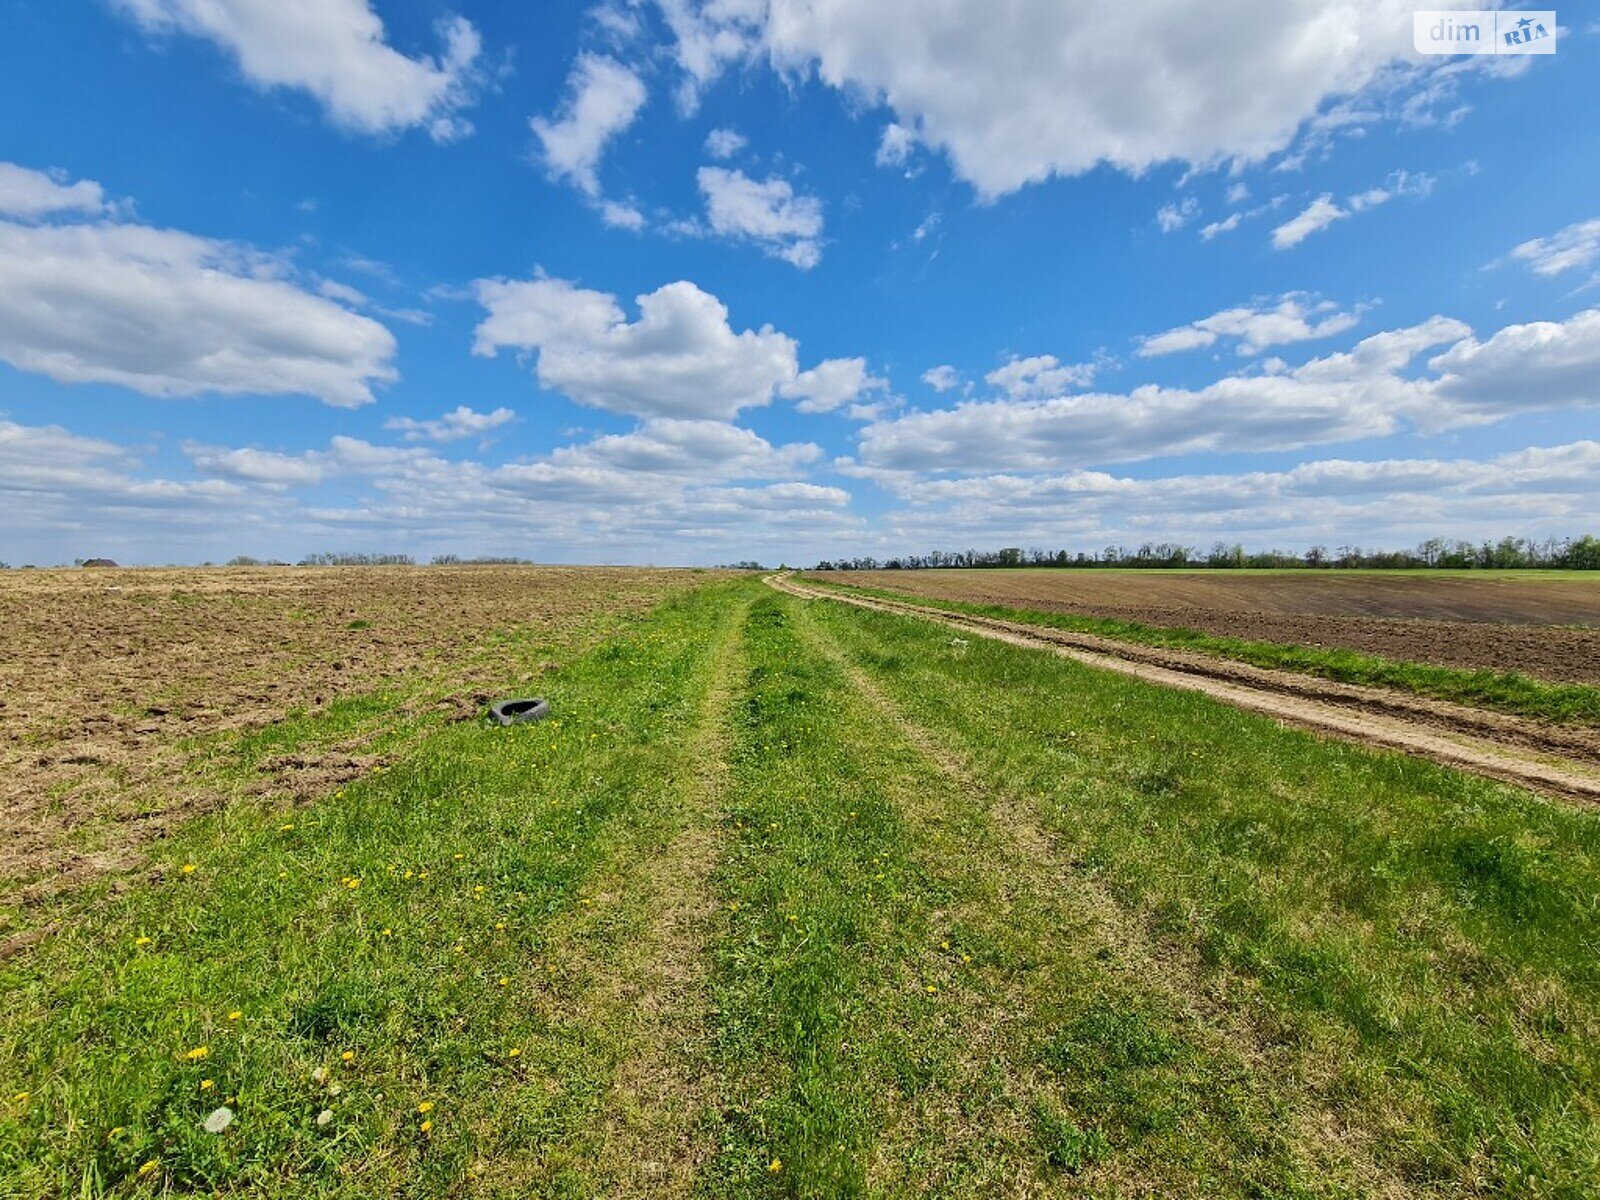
488;697;550;726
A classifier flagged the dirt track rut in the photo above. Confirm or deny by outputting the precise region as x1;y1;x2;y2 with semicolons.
768;574;1600;806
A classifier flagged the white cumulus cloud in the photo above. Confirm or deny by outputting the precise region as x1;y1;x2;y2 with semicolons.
665;0;1434;199
696;166;824;268
985;354;1097;398
1139;295;1364;357
1510;217;1600;277
471;274;802;420
532;54;648;198
861;441;1600;553
384;405;516;443
855;317;1475;474
1156;197;1199;233
1272;194;1348;248
856;309;1600;476
1274;171;1433;248
704;127;748;158
113;0;483;140
0;165;398;407
876;122;916;167
0;163;108;218
780;357;887;413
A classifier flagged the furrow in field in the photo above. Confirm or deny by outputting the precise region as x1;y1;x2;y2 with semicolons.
770;574;1600;805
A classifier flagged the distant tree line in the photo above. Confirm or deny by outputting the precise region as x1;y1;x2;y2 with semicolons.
813;535;1600;572
294;553;539;566
297;552;416;566
429;554;537;565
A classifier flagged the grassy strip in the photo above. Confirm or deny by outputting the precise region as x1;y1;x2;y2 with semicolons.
698;595;948;1196
811;597;1600;1196
788;602;1328;1197
799;575;1600;725
698;594;1319;1197
0;582;742;1197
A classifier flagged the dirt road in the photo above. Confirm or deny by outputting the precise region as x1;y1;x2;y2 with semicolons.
768;574;1600;806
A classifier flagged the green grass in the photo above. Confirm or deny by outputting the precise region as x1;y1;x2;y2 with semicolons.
0;583;749;1196
800;575;1600;725
807;595;1600;1196
5;578;1600;1197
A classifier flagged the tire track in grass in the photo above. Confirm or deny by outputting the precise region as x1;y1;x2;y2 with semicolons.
699;593;1317;1197
699;593;1019;1198
572;590;751;1197
472;588;752;1197
792;600;1344;1198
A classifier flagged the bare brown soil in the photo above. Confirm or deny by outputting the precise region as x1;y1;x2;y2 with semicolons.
0;566;703;893
772;574;1600;806
824;570;1600;684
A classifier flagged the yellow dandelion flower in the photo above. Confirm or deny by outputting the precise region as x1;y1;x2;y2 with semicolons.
185;1046;209;1061
453;853;465;860
135;935;152;946
416;1101;434;1113
279;823;294;831
10;1091;28;1103
278;870;288;879
498;976;509;987
473;885;485;894
507;1047;521;1058
227;1010;242;1021
108;1126;124;1139
138;1160;159;1177
346;878;361;889
419;871;429;879
494;922;506;930
199;1079;214;1091
181;864;197;874
961;954;972;964
404;870;414;879
420;1119;434;1133
381;928;393;937
768;1157;783;1173
340;1051;354;1063
925;985;938;995
940;941;950;950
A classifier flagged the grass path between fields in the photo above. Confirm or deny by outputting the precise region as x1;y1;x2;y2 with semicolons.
4;577;1600;1198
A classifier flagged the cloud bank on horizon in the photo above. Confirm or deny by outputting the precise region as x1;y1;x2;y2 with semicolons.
0;0;1596;564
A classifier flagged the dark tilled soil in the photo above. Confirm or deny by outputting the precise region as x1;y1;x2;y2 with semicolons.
830;572;1600;684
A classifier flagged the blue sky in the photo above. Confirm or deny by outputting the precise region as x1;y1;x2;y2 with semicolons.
1;1;1598;565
